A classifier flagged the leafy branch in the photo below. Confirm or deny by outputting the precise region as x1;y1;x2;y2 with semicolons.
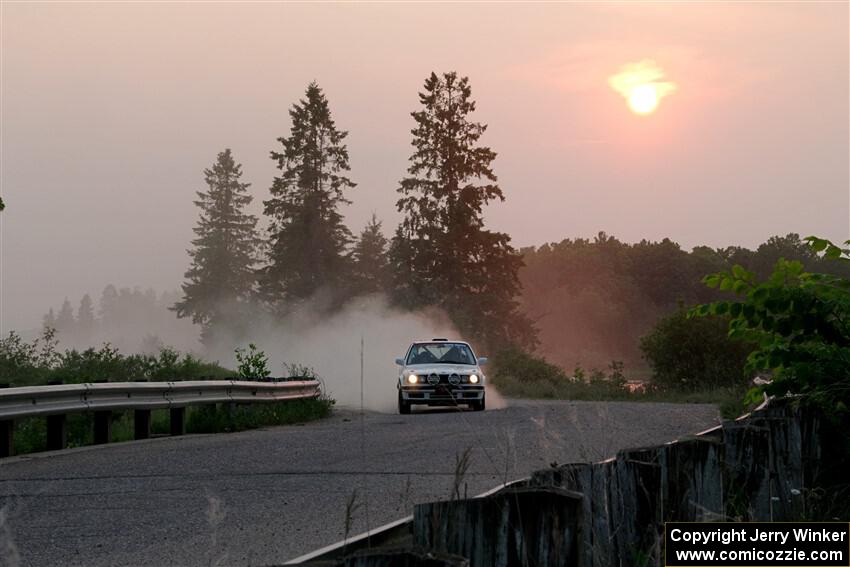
690;237;850;419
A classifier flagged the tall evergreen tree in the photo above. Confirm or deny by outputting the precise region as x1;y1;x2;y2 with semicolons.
55;298;76;336
261;82;355;308
77;293;96;343
173;149;260;344
43;308;56;330
390;71;536;349
99;285;118;314
350;213;391;296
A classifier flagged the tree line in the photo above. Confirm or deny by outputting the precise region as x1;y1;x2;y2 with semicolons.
41;286;193;354
519;232;850;373
172;74;534;351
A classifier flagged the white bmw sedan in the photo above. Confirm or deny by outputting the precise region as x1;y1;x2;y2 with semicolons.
395;339;487;414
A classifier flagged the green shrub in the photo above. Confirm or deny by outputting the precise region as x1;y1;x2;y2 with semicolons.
235;343;270;379
639;309;754;392
4;336;335;456
490;346;743;413
51;344;132;384
13;417;47;454
693;236;850;422
491;347;630;400
0;328;60;385
0;333;231;387
491;346;568;384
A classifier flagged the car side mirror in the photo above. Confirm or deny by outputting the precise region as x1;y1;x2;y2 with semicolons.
395;358;405;366
477;357;489;366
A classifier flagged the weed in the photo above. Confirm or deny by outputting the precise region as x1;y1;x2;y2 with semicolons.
451;448;473;501
343;489;361;552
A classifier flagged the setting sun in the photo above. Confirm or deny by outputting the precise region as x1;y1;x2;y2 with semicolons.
609;60;677;115
628;84;659;114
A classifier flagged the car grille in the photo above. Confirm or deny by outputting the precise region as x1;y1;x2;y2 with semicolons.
425;373;469;385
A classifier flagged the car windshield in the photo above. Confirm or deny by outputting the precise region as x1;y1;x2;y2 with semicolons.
406;343;476;365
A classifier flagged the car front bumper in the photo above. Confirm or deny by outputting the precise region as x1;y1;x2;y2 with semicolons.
399;385;484;405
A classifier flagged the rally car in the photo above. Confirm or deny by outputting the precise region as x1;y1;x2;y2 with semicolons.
395;339;487;414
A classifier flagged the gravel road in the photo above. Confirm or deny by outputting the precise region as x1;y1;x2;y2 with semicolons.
0;400;720;566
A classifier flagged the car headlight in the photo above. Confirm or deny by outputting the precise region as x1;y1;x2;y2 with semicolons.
407;374;418;384
469;373;479;384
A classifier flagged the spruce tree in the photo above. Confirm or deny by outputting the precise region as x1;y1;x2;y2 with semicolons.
262;82;355;309
351;214;391;296
173;149;260;344
55;298;76;337
99;285;119;330
77;294;96;343
390;71;536;349
43;308;56;330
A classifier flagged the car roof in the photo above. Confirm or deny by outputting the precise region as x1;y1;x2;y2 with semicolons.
411;340;471;346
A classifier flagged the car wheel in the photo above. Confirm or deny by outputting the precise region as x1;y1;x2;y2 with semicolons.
398;391;411;415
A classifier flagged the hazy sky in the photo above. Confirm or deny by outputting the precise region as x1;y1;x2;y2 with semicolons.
1;2;848;332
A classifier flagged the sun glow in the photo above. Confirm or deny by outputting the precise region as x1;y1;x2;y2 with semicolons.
609;60;676;116
628;84;659;114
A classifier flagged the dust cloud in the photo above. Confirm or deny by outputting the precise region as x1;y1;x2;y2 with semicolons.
484;385;508;410
45;292;507;413
207;295;488;413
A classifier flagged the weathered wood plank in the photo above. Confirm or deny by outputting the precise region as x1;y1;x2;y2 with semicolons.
413;487;582;567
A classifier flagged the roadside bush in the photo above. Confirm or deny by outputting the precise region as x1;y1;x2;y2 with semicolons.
50;344;135;383
5;337;337;455
0;331;230;387
693;236;850;423
235;343;270;379
0;328;60;385
491;346;567;384
491;345;741;415
640;309;754;392
491;347;631;400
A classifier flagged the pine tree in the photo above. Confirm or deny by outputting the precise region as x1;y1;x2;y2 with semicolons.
43;308;56;330
261;82;355;309
99;285;119;331
390;71;536;350
350;214;391;296
173;149;260;344
55;298;76;337
77;294;96;343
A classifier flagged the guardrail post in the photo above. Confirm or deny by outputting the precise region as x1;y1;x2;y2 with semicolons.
46;414;67;451
0;384;11;458
170;407;185;436
94;410;112;444
0;420;13;458
134;409;151;440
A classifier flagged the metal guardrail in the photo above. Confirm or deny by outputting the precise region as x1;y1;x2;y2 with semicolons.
0;379;322;457
0;379;321;420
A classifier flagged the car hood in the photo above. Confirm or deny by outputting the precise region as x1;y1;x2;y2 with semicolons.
402;364;479;375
